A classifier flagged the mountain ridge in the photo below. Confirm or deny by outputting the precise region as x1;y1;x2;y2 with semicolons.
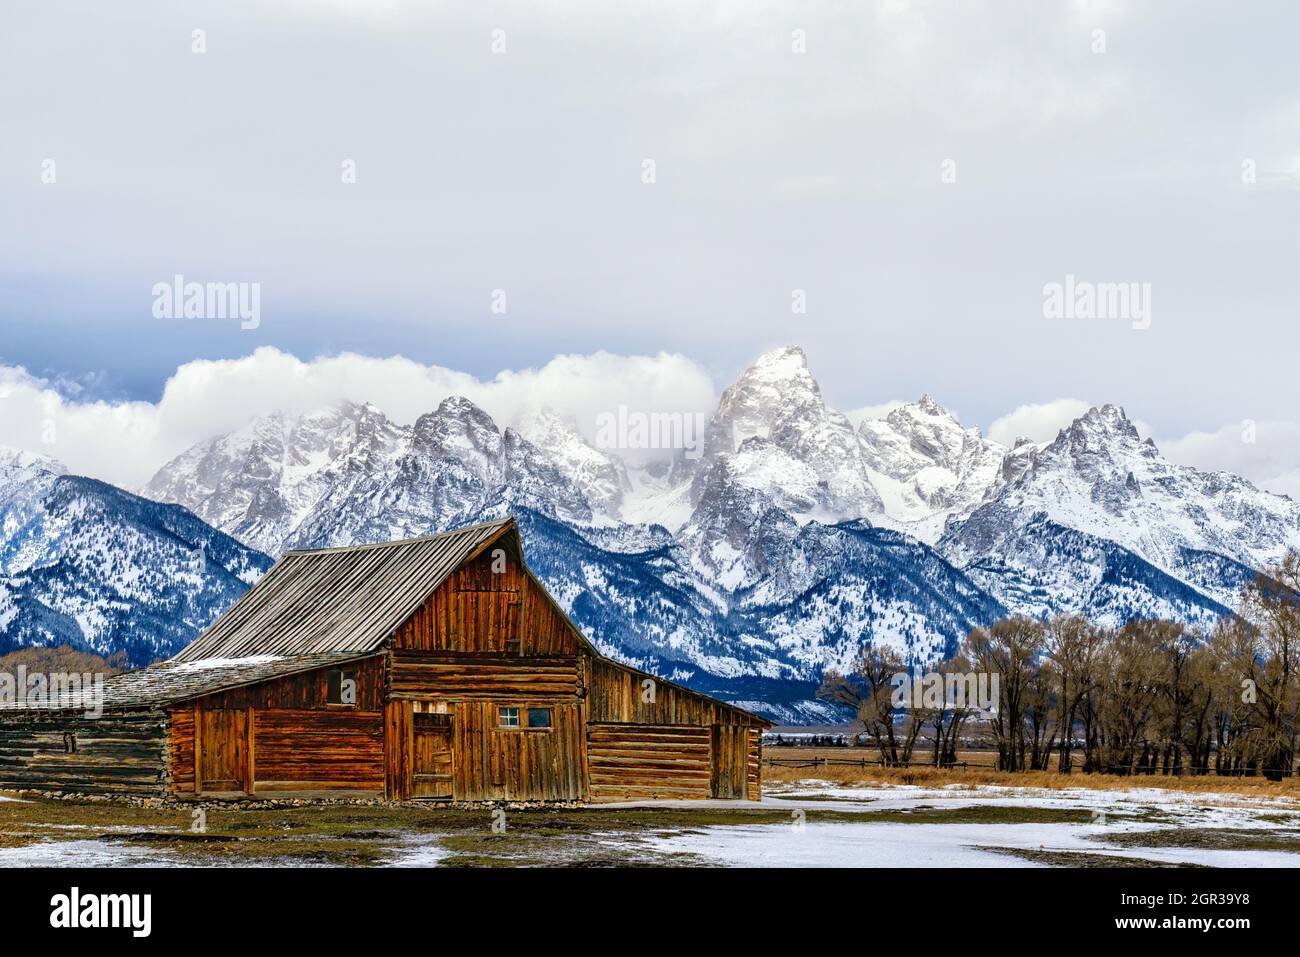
3;345;1296;721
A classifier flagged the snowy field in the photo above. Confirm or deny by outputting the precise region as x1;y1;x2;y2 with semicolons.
630;781;1300;868
1;781;1298;867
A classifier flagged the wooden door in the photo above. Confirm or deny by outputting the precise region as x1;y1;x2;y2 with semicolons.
412;713;453;799
710;724;747;800
197;709;249;794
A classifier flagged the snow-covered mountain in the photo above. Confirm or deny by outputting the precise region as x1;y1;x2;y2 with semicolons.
510;508;1003;723
940;404;1300;620
515;408;631;517
689;346;884;525
133;348;1023;718
859;395;1009;543
0;447;271;666
9;342;1290;720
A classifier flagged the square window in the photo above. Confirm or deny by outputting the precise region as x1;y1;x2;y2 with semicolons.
498;706;520;728
327;669;356;705
527;708;552;729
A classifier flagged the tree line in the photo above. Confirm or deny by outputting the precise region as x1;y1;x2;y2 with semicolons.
819;553;1300;780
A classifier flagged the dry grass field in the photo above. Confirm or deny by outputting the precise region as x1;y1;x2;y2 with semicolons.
762;746;1300;799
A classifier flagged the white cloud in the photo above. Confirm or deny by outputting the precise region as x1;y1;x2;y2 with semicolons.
0;349;716;489
988;398;1155;447
988;399;1300;501
4;0;1298;433
1159;420;1300;501
843;400;909;428
987;399;1096;446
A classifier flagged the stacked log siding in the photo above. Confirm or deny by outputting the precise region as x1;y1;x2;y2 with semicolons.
0;710;169;796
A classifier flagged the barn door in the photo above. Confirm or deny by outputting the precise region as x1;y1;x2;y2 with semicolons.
197;708;249;794
412;713;454;799
710;725;746;800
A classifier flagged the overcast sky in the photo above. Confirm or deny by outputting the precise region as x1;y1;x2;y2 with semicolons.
1;0;1297;495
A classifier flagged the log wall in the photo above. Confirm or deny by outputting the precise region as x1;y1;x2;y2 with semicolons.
0;710;168;796
389;651;582;700
586;724;712;801
585;657;758;727
170;656;386;798
252;709;383;792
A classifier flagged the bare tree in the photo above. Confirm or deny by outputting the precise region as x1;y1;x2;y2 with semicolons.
819;644;922;765
1044;615;1101;774
963;617;1043;772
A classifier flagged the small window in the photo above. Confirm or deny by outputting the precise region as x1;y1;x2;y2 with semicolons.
327;669;356;706
526;708;552;729
498;706;520;728
62;732;77;754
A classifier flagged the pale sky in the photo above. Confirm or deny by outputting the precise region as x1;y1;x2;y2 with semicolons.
2;0;1297;495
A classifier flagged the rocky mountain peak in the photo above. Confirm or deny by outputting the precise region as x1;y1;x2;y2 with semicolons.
0;445;66;480
857;396;1007;543
691;345;881;523
912;393;950;418
1069;404;1141;442
515;408;630;515
748;344;810;377
412;395;502;457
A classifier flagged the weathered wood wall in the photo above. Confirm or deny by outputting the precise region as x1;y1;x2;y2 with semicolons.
170;657;386;797
0;710;168;796
389;651;582;700
452;701;585;801
383;700;414;800
195;656;385;710
384;698;586;802
585;657;758;727
710;724;748;799
586;724;712;801
382;545;591;801
582;659;766;801
746;727;762;800
392;546;583;656
252;709;383;792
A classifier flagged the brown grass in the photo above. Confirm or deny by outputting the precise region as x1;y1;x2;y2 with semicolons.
0;645;128;675
762;747;1300;799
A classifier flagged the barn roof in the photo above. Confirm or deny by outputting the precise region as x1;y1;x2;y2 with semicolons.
62;514;765;727
173;518;515;662
0;652;378;712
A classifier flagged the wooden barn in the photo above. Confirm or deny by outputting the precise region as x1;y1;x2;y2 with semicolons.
0;518;769;802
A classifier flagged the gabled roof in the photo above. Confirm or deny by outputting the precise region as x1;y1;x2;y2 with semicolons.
0;653;379;712
173;518;515;661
